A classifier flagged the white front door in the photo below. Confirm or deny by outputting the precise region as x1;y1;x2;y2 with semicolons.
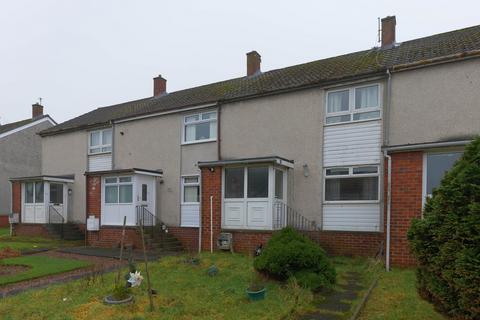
49;183;66;222
23;182;46;223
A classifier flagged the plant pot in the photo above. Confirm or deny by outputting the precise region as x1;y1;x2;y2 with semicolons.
103;295;134;305
246;287;266;301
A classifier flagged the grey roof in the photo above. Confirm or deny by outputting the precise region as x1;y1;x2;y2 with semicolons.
0;115;51;135
41;24;480;136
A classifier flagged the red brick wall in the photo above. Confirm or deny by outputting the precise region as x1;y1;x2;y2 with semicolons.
230;230;272;254
15;224;52;238
87;227;144;248
389;151;423;266
310;231;384;257
12;181;21;221
169;226;199;252
0;216;9;227
86;176;101;220
200;167;222;251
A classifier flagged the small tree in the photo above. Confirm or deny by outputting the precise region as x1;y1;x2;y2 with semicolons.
408;137;480;319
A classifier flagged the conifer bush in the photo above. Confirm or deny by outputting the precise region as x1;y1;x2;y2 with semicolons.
408;137;480;319
253;227;336;290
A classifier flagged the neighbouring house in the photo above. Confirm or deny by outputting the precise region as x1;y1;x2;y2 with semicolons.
0;104;56;227
10;16;480;266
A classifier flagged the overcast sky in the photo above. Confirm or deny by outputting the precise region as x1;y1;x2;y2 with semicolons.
0;0;479;124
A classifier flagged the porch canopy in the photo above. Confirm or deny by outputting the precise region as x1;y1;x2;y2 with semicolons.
84;168;162;227
199;156;294;231
9;174;75;224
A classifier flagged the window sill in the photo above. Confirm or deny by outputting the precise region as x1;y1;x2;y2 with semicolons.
324;117;381;127
181;139;217;146
88;151;112;156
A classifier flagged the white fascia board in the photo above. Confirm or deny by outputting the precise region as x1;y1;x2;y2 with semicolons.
133;170;163;177
0;117;56;139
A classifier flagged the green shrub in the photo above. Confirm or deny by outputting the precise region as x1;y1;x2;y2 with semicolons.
408;137;480;319
253;227;336;290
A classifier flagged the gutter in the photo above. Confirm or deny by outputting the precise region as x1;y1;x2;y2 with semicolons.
391;49;480;72
384;140;472;152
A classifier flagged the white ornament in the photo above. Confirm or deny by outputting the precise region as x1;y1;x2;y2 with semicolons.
127;271;144;287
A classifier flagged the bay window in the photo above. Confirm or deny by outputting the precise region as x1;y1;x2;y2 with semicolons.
324;166;379;202
89;128;112;154
183;111;217;143
326;84;380;124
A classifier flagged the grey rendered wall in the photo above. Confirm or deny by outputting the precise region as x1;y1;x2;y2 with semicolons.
220;88;325;223
0;121;52;214
42;130;87;223
113;112;218;225
389;58;480;146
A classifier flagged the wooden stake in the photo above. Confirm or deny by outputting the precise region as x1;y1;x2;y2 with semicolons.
116;216;127;285
139;218;154;311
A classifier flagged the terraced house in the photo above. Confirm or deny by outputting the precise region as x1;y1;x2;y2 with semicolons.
10;16;480;266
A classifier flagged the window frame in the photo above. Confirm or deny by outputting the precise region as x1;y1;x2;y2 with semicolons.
182;111;217;145
325;84;382;126
88;128;113;155
181;175;200;204
422;149;463;209
323;165;380;204
104;176;133;204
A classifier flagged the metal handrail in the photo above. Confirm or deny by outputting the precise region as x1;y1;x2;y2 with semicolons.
136;206;156;235
273;200;318;232
48;205;65;239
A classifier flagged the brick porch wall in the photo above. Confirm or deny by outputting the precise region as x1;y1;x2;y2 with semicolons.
15;224;53;238
12;181;21;220
168;226;199;252
200;166;222;251
389;151;423;266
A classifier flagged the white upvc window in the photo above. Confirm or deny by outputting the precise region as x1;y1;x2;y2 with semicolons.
422;151;462;200
183;111;217;144
89;128;112;154
104;176;133;204
182;176;200;203
325;84;381;125
324;165;380;203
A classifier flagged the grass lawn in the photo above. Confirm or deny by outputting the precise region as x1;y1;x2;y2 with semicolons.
0;228;82;251
0;256;92;286
359;268;445;320
0;253;371;320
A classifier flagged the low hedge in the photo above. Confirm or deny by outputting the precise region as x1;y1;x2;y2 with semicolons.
253;227;336;290
408;137;480;319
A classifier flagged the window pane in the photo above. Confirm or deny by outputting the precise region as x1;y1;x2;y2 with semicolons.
119;177;132;183
353;166;378;174
102;129;112;145
326;168;349;176
353;111;380;121
50;183;63;204
142;184;148;201
202;112;216;120
185;114;199;123
326;114;351;124
355;85;378;109
185;124;196;142
275;170;283;200
248;167;269;198
102;146;112;153
325;177;378;201
25;183;34;203
183;176;198;184
327;90;349;113
119;185;133;203
195;122;211;140
184;186;199;202
90;147;102;154
90;131;100;146
209;120;217;139
426;152;462;195
35;182;44;203
105;185;118;203
105;177;117;184
225;167;244;198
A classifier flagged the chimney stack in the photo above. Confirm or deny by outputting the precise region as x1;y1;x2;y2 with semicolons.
32;103;44;119
381;16;396;48
246;51;261;76
153;75;167;96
